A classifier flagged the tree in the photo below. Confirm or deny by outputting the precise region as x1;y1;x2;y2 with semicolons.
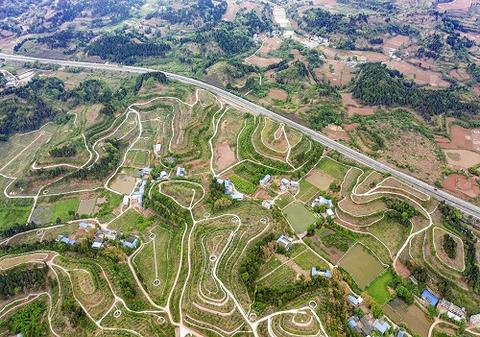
442;234;457;259
371;303;384;318
306;223;316;235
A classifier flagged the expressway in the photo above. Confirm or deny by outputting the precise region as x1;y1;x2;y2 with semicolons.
2;52;480;219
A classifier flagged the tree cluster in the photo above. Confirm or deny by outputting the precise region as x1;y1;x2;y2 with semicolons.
383;197;417;227
87;34;171;64
352;63;479;119
49;143;77;158
0;265;49;300
442;233;457;259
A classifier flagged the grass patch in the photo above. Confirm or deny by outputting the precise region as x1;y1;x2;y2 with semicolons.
276;192;295;209
50;198;80;223
283;202;317;234
109;209;152;233
367;270;394;304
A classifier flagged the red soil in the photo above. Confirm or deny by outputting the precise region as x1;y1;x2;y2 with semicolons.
437;123;480;152
443;174;480;199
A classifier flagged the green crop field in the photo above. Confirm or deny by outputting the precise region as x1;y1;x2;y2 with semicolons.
339;244;386;289
317;157;348;181
283;202;317;233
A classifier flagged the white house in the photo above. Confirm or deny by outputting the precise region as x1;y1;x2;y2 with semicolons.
326;208;335;217
176;167;186;177
347;294;364;307
153;143;162;154
259;174;271;186
438;299;466;322
470;313;480;327
159;170;168;180
277;235;293;251
262;200;273;209
123;195;130;206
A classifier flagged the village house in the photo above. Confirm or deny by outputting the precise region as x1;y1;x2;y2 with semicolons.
326;208;335;217
57;235;76;246
311;195;333;209
276;234;294;251
470;313;480;327
259;174;271;186
421;289;440;307
347;293;363;306
347;314;391;336
153;143;162;154
96;229;118;241
176;167;186;177
311;267;332;278
91;238;103;249
131;180;146;207
158;170;169;180
140;167;152;177
122;235;139;249
437;299;467;322
262;200;273;209
123;195;130;206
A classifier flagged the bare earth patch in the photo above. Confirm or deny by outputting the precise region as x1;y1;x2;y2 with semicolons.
306;169;335;190
215;141;236;172
315;60;354;86
383;35;410;50
382;131;443;184
268;88;288;101
110;175;137;195
438;122;480;152
444;149;480;170
323;124;350;141
246;55;282;67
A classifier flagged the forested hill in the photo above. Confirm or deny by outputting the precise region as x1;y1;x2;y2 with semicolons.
352;63;479;119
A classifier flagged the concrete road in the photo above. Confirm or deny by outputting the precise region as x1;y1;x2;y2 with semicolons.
2;52;480;219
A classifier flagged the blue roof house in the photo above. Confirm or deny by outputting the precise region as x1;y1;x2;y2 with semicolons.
373;319;391;334
421;289;439;307
122;236;139;249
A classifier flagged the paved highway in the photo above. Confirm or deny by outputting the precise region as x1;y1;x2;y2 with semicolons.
3;52;480;219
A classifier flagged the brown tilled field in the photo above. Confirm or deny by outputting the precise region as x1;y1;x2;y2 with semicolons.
245;55;282;67
341;93;377;117
384;60;449;88
315;60;354;86
223;0;259;21
383;35;410;50
438;123;480;152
